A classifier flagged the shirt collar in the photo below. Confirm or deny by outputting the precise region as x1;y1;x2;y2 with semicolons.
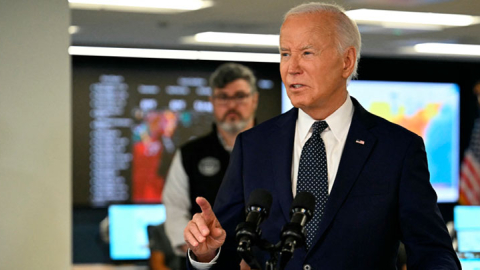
297;94;354;143
217;132;233;152
212;123;233;152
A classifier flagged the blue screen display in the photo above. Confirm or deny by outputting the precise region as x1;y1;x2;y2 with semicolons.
109;204;167;260
460;259;480;270
455;206;480;253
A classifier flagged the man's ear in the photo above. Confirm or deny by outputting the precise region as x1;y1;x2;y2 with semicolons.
342;46;356;79
252;91;259;110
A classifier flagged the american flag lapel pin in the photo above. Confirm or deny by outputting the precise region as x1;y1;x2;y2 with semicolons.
355;139;365;145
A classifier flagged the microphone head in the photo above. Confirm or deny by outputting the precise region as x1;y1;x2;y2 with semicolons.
291;191;315;213
247;189;273;210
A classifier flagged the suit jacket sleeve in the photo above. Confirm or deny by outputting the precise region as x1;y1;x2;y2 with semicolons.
399;135;461;269
210;133;248;269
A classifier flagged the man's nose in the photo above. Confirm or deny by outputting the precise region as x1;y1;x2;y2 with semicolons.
225;98;238;108
288;55;302;75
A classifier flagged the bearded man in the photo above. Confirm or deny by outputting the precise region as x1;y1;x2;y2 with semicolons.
162;63;259;267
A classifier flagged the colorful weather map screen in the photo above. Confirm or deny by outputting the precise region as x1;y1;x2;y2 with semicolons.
283;81;460;203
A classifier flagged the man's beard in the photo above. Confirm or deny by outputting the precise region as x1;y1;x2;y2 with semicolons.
217;110;251;135
218;119;250;134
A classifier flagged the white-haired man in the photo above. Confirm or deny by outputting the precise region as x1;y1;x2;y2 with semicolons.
184;3;460;269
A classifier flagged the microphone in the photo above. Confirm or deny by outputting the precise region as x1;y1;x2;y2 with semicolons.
278;191;315;270
236;189;273;270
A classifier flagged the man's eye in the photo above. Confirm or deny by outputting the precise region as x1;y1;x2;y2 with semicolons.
235;94;248;99
304;51;312;55
281;53;290;57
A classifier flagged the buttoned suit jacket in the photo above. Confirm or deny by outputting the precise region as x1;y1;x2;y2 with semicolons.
190;97;460;270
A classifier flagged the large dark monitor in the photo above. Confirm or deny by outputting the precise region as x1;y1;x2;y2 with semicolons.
283;80;460;203
72;56;282;206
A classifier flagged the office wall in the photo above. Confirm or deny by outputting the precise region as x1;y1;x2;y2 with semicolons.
0;0;71;269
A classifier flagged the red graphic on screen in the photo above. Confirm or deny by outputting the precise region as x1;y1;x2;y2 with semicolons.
131;110;178;203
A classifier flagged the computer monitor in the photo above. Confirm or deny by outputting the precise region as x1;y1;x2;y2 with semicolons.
72;56;282;207
454;206;480;252
282;80;460;203
108;204;166;260
454;206;480;269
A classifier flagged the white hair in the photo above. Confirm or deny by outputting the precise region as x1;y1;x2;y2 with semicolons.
283;2;362;81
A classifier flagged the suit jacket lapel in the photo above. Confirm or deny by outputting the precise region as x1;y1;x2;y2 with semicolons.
271;108;298;222
307;98;378;254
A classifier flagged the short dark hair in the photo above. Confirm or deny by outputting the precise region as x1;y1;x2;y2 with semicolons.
209;63;257;93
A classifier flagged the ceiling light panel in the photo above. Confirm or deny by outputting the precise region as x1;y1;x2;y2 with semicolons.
69;26;81;35
69;46;281;63
194;32;279;47
68;0;213;13
346;9;480;29
414;43;480;56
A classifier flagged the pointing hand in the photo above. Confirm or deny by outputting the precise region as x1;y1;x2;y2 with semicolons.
184;197;226;262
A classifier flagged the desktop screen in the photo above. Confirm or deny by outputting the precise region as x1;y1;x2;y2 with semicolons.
109;204;167;260
282;80;460;203
454;206;480;253
454;206;480;269
459;259;480;270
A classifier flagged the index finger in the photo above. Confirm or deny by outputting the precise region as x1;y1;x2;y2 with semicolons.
196;197;216;222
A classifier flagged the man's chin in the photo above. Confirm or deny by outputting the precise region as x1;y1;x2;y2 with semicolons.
218;121;248;134
224;117;240;123
290;101;306;110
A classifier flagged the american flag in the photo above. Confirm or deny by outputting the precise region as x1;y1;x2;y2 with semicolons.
459;119;480;205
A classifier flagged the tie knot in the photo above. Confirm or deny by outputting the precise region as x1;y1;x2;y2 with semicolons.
312;121;328;135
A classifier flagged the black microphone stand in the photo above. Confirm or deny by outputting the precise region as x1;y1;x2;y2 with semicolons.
239;213;311;269
255;230;305;270
237;225;287;270
257;240;281;270
236;191;313;270
236;220;263;269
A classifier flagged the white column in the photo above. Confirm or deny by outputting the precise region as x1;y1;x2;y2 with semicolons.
0;0;71;269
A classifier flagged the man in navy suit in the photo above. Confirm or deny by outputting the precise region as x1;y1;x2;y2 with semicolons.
183;2;461;269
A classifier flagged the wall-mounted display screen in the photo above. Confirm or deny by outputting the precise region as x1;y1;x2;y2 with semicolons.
73;57;282;206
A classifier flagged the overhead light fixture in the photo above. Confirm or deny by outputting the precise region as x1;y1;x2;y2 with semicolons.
413;43;480;56
346;9;480;29
69;26;81;35
68;46;280;63
192;32;279;47
68;0;213;13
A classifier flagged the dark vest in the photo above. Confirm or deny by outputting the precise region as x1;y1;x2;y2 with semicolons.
180;125;230;217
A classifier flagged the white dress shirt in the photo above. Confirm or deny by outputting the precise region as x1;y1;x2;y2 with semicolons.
190;95;355;269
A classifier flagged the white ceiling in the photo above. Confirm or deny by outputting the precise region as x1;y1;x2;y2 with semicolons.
70;0;480;59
